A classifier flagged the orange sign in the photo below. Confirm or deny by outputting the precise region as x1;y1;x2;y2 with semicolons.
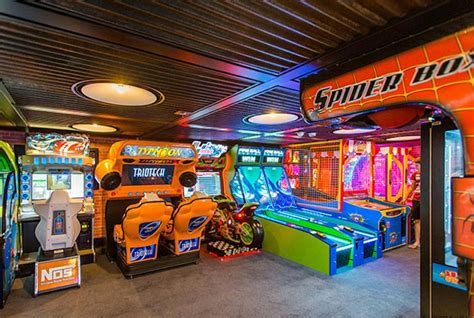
301;27;474;175
35;256;80;295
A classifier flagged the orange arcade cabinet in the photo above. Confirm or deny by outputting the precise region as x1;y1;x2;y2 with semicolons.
95;140;217;278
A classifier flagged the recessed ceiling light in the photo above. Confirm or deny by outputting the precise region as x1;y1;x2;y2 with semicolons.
71;123;117;133
244;113;300;125
72;80;164;106
333;128;377;135
386;135;421;141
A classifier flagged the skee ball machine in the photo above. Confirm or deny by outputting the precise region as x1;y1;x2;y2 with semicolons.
95;141;217;278
18;134;95;295
227;145;380;275
0;141;20;307
19;134;95;274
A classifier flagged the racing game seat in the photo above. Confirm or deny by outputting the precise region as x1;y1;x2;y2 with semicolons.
33;190;82;253
114;193;173;264
162;192;217;255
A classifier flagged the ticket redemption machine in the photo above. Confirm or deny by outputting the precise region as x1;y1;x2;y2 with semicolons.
0;141;20;307
18;134;95;295
95;141;216;278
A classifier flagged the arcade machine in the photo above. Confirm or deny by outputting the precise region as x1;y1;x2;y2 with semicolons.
226;145;381;275
188;141;263;258
289;140;409;251
18;134;95;276
95;140;216;278
373;143;420;204
0;141;20;307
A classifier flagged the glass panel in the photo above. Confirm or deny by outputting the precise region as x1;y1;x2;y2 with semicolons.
444;130;464;267
263;166;295;209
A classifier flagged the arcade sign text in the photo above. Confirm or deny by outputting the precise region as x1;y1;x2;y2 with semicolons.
121;145;195;159
312;53;474;114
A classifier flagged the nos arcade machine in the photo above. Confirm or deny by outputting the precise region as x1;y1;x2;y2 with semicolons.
18;134;95;295
0;141;20;307
19;134;95;273
95;141;216;278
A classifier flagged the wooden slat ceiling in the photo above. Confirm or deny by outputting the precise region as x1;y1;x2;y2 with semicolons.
0;0;447;143
34;0;430;74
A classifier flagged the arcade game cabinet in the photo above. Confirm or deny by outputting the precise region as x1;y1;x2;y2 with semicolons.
18;134;95;276
95;140;216;278
188;141;263;258
288;140;409;251
0;141;20;307
226;145;380;275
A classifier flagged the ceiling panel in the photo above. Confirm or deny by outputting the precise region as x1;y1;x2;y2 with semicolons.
0;18;258;135
33;0;431;74
191;87;307;133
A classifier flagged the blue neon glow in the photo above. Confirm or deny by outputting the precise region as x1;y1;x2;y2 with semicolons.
34;157;39;165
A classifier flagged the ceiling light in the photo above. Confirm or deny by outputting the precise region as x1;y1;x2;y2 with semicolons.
244;113;300;125
333;128;377;135
71;123;117;133
296;131;305;137
308;132;317;138
72;80;164;106
386;135;421;141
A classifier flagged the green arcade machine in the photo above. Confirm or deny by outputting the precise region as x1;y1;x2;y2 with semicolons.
0;141;19;308
225;145;381;275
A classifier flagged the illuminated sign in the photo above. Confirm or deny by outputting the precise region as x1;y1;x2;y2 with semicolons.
192;141;228;158
263;148;285;165
27;133;89;156
122;164;174;186
35;257;79;294
306;53;473;119
121;145;195;159
237;147;261;164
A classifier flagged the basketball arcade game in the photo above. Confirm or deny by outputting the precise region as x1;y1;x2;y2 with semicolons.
0;141;19;307
288;139;409;251
227;145;380;275
95;140;216;278
18;134;95;295
300;26;474;316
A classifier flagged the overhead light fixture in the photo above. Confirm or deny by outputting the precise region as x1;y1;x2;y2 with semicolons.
308;132;317;138
333;128;377;135
295;131;305;137
71;123;117;133
72;80;164;106
244;113;300;125
386;135;421;141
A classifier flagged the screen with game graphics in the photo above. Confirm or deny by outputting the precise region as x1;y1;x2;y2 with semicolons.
32;171;84;200
184;171;222;197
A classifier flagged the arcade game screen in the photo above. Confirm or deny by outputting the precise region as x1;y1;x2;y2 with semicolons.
121;164;174;186
32;171;84;200
444;130;464;267
185;171;222;197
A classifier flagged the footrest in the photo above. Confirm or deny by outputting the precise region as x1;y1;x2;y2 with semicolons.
206;240;260;258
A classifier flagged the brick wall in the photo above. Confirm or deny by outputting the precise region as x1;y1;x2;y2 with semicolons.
0;129;122;238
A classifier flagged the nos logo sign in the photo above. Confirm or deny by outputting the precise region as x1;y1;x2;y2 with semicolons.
36;258;79;293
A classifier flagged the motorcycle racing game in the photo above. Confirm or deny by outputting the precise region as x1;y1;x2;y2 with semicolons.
226;145;380;275
188;141;263;258
0;141;19;308
95;140;216;278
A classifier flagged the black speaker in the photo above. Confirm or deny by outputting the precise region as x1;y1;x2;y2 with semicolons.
100;171;122;190
179;171;197;187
